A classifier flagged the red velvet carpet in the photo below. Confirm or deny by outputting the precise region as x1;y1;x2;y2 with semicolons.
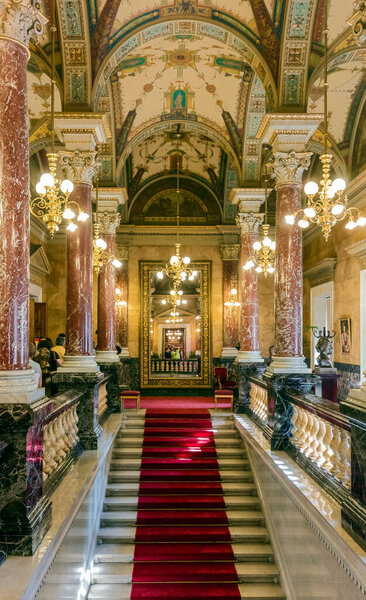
130;409;241;600
123;396;232;409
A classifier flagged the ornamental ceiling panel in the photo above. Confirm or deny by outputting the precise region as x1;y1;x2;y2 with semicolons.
111;34;252;139
94;0;276;42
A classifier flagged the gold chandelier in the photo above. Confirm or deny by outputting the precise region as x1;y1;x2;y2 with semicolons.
243;172;275;277
157;125;197;285
93;223;122;275
224;287;241;308
30;2;87;238
116;288;127;308
285;0;365;241
161;280;187;324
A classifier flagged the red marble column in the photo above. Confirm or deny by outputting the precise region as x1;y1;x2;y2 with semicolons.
0;4;46;401
237;213;264;363
59;151;100;372
116;257;129;356
221;245;240;357
268;151;312;374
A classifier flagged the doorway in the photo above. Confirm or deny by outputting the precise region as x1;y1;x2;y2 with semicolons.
310;281;334;369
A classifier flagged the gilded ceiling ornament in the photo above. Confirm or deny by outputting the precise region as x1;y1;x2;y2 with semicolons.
347;1;366;46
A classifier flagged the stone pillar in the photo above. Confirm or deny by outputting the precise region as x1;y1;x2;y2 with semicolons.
116;244;130;357
257;114;322;375
58;151;100;373
0;0;46;403
96;215;120;363
267;152;312;374
221;244;240;358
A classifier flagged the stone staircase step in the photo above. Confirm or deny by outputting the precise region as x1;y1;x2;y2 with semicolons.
99;509;264;526
112;447;246;458
103;495;260;511
105;481;257;497
109;458;250;471
97;525;269;544
114;437;243;448
87;583;285;599
108;469;254;483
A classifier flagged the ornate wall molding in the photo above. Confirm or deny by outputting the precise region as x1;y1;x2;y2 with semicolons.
221;244;241;260
303;258;337;287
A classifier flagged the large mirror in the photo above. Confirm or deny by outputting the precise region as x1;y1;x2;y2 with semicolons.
140;260;212;389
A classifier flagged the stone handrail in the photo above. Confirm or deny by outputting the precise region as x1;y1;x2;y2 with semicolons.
98;380;108;419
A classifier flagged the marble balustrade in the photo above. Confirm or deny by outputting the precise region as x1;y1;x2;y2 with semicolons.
43;403;80;482
249;382;269;422
98;381;108;420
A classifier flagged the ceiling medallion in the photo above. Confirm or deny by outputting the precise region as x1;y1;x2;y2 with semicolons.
285;0;366;241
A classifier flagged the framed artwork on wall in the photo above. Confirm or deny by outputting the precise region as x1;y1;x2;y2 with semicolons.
339;318;351;355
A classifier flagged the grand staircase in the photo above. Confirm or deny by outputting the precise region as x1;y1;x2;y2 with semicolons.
88;409;285;600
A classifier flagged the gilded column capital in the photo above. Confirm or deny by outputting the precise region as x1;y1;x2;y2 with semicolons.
236;212;264;234
59;150;100;186
0;0;47;50
96;211;120;235
116;244;130;260
347;2;366;46
268;151;312;187
221;244;240;260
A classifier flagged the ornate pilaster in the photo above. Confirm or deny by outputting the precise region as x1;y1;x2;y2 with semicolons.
221;244;240;358
267;151;312;375
236;211;264;363
0;0;46;403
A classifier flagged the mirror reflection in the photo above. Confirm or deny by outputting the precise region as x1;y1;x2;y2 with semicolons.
150;269;201;378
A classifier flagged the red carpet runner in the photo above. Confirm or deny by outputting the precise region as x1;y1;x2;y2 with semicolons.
130;409;241;600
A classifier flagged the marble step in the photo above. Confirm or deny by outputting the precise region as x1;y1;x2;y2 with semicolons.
115;437;243;447
87;583;285;599
112;447;246;458
105;481;258;497
103;495;260;511
91;562;279;584
94;542;275;564
109;458;250;471
97;525;269;544
99;509;264;527
108;469;254;483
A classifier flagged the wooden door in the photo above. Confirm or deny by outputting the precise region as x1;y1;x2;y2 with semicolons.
34;302;47;339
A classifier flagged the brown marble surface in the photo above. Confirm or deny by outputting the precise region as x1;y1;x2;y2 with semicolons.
97;234;116;351
240;232;260;352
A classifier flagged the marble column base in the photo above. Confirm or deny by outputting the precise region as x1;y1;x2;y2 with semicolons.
96;350;120;363
119;347;130;358
221;347;238;359
0;370;45;404
58;355;100;374
99;362;123;413
265;355;311;375
53;371;104;450
236;350;264;364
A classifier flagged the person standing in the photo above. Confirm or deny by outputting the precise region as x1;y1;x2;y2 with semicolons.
52;335;66;362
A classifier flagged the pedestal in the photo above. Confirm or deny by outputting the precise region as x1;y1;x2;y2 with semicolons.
235;362;266;414
221;347;238;359
95;361;123;413
314;367;339;402
0;398;52;555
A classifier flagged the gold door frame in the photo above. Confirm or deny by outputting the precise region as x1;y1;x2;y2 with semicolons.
139;260;212;389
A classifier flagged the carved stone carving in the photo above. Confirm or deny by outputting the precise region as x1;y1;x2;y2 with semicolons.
236;212;264;234
116;244;130;260
96;211;120;235
59;150;100;185
0;0;47;48
268;151;312;186
347;2;366;46
221;244;240;260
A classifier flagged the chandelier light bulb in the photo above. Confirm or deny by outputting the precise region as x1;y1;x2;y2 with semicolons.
298;219;310;229
253;241;261;251
116;288;121;294
66;222;78;232
345;220;357;230
112;259;122;268
170;255;178;265
255;266;262;273
162;299;167;304
178;290;183;295
332;178;346;192
270;241;276;250
157;271;164;279
304;181;319;196
62;207;76;220
262;237;271;247
268;267;275;274
170;290;176;296
285;215;295;225
326;186;336;199
180;272;187;279
77;211;89;222
304;207;316;218
183;256;191;265
192;271;198;276
96;238;107;250
60;179;74;194
188;275;194;280
40;173;55;188
234;301;241;307
177;300;181;305
36;182;46;195
243;260;254;270
331;204;344;216
231;288;237;295
182;300;187;304
357;217;366;227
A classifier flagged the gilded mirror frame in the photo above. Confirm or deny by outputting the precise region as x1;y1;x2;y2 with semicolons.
139;260;212;389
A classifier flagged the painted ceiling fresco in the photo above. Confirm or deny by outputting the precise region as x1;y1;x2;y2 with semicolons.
93;0;276;42
111;33;253;139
